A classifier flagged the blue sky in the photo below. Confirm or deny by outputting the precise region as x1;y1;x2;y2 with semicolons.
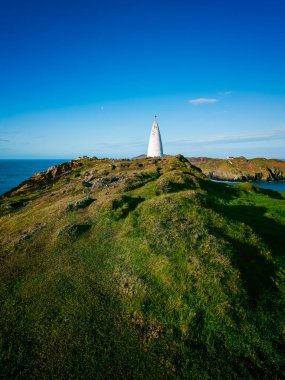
0;0;285;158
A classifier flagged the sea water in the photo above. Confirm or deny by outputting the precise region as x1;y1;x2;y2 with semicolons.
211;179;285;192
0;159;69;195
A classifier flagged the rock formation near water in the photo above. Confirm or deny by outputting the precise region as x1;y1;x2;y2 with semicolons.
188;156;285;181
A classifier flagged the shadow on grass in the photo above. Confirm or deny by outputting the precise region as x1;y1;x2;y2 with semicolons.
199;179;238;201
215;204;285;257
212;225;278;304
112;196;145;219
256;187;284;200
209;202;285;307
125;171;161;191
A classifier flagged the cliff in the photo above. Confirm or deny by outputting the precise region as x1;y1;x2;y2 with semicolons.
188;156;285;181
0;155;285;379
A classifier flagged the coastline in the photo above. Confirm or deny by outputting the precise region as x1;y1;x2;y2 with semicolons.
1;157;285;196
210;178;285;192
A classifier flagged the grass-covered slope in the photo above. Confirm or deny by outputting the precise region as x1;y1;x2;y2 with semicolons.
189;156;285;181
0;155;285;379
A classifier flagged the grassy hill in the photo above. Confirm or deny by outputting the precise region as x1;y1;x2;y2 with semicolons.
189;156;285;181
0;155;285;379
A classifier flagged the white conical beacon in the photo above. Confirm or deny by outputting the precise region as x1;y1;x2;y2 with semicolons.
147;115;163;157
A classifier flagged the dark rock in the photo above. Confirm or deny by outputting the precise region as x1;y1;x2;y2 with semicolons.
8;200;25;209
75;198;94;209
119;163;130;168
176;154;188;162
19;233;32;241
35;222;47;229
67;198;94;212
58;224;91;238
18;222;46;242
82;181;93;188
66;204;74;212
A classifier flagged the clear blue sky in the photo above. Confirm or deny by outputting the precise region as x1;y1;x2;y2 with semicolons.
0;0;285;158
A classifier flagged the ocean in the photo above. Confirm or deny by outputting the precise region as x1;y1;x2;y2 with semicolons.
0;159;285;196
0;159;69;195
212;179;285;192
250;181;285;192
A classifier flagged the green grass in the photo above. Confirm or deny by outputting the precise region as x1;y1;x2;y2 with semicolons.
0;155;284;379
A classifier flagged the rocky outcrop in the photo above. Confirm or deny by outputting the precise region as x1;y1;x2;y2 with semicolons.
18;222;47;242
66;197;95;211
58;223;91;238
4;160;84;196
188;156;285;182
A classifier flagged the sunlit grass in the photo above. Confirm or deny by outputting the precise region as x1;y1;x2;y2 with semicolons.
0;155;284;379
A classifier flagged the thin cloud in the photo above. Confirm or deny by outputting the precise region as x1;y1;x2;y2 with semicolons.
198;129;285;145
167;129;285;146
189;98;218;105
218;91;232;96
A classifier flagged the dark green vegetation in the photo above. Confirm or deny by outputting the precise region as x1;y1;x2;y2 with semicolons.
0;155;285;379
189;156;285;181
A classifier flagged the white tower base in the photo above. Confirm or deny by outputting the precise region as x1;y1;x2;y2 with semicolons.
147;117;163;157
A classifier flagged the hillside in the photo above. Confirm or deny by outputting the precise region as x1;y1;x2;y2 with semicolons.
189;156;285;181
0;155;285;379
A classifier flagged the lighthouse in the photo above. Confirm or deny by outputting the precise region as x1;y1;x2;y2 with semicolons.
147;116;163;157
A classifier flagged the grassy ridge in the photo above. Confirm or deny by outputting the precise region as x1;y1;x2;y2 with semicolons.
189;156;285;181
0;155;284;379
